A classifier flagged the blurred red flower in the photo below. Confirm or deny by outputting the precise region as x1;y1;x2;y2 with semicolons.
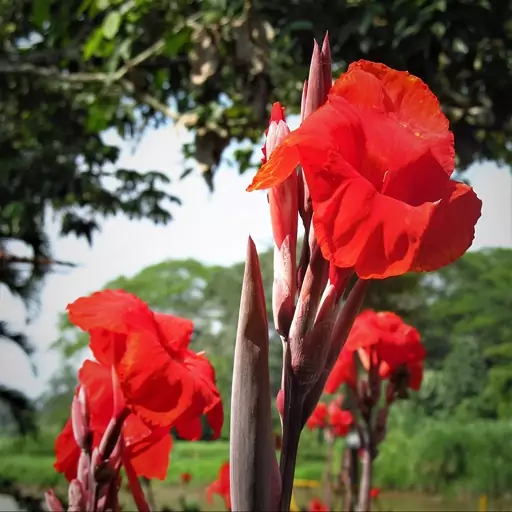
248;60;481;279
306;402;328;430
370;488;381;499
180;472;192;485
207;462;231;510
308;497;329;512
327;399;353;437
347;310;426;390
306;399;353;437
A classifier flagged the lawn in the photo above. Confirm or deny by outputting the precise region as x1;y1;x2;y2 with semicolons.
1;435;511;511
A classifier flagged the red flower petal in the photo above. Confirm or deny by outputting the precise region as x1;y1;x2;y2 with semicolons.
247;97;365;192
78;360;115;431
53;419;80;481
116;331;195;427
324;348;357;393
207;462;231;510
127;429;172;480
153;312;194;352
410;180;482;272
306;143;480;278
331;60;454;174
67;290;154;336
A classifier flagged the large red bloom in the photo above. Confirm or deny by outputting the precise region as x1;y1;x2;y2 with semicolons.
346;310;426;390
54;361;172;481
247;60;482;279
67;290;223;436
206;462;231;510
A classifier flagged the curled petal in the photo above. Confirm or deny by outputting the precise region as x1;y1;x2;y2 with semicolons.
247;97;365;193
128;430;172;480
330;60;454;174
54;420;81;481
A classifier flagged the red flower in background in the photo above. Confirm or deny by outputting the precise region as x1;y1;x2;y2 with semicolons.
347;310;426;390
247;60;481;279
180;472;192;485
327;400;353;437
370;488;381;500
308;497;329;512
306;402;328;430
67;290;223;438
54;361;172;481
324;345;357;393
306;399;353;437
207;462;231;510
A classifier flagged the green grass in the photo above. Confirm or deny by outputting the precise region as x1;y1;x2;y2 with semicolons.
0;432;329;488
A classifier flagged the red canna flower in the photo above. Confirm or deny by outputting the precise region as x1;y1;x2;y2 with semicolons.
308;497;329;512
54;360;172;481
324;345;357;393
327;400;353;437
370;488;381;499
67;290;223;438
347;310;426;390
247;60;482;279
306;402;328;430
207;462;231;510
306;399;353;437
180;472;192;485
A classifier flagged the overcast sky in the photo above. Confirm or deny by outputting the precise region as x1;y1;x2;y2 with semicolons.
2;118;511;398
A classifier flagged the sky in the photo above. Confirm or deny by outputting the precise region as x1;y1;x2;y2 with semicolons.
1;119;512;398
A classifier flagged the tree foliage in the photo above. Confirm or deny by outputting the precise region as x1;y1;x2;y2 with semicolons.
49;244;428;432
47;247;512;433
3;0;512;432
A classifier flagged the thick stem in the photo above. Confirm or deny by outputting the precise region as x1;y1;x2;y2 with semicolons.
341;446;359;512
279;348;304;512
356;446;372;512
323;435;335;508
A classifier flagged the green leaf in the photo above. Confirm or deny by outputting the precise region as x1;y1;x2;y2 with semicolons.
163;28;192;56
95;0;109;10
32;0;50;27
102;11;122;40
83;27;104;59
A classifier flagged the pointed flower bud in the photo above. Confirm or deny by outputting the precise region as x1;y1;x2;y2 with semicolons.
44;490;64;512
298;32;332;241
68;479;86;512
321;32;332;96
231;237;279;511
264;103;298;336
71;386;91;451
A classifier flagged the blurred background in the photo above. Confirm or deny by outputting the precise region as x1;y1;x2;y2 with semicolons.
1;0;512;510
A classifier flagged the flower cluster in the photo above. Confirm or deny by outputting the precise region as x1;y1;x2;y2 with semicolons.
46;290;223;511
231;32;481;512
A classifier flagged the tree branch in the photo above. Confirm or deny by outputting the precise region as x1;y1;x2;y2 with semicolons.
0;251;76;268
0;39;180;122
0;38;166;82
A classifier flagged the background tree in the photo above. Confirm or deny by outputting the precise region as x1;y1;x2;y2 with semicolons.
49;244;427;434
3;0;512;431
